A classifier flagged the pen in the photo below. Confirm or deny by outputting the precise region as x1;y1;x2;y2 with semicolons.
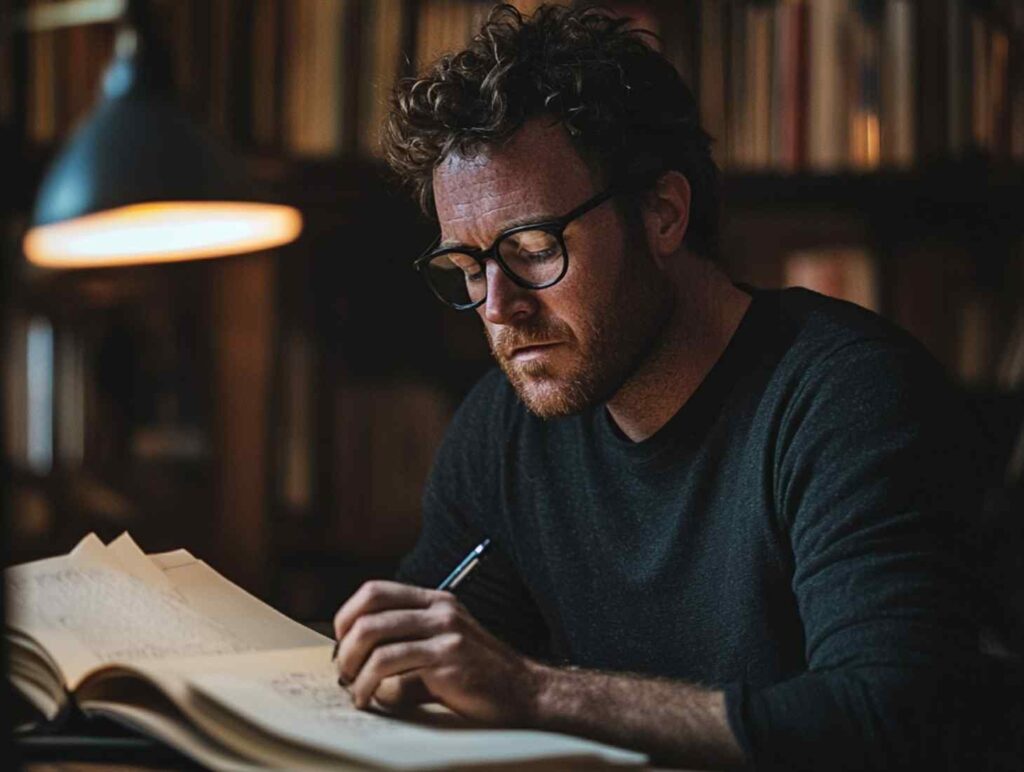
332;537;492;660
436;537;491;591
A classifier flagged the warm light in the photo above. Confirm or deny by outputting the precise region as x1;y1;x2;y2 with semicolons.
24;201;303;268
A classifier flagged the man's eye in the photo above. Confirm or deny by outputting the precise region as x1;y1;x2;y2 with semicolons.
520;247;559;262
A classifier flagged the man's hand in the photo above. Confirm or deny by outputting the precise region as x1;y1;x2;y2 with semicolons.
333;580;745;769
332;580;539;723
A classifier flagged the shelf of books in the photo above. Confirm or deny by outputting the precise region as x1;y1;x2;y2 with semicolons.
2;0;1024;618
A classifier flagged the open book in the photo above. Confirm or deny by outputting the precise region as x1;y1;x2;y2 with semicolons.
5;533;646;770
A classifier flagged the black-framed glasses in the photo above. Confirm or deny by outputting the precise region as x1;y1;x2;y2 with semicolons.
413;186;620;310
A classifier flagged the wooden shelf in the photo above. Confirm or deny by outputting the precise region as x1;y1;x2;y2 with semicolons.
15;139;1024;224
722;155;1024;219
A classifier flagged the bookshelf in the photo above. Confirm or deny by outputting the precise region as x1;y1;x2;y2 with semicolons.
2;0;1024;621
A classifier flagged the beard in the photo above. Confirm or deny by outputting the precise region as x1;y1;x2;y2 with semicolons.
485;249;675;419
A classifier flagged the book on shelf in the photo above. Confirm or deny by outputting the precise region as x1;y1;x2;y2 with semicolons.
356;0;407;155
746;2;773;168
415;0;486;74
26;0;58;145
283;0;351;156
699;0;727;163
771;0;808;171
17;0;1024;169
847;1;882;170
277;327;316;514
331;379;452;556
807;0;849;171
783;246;879;312
953;290;999;387
880;0;915;167
707;0;1024;171
7;532;647;770
249;0;282;148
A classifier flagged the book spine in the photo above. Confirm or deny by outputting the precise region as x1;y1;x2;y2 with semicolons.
848;1;881;170
728;0;748;168
783;247;879;312
881;0;915;167
808;0;850;171
250;0;280;149
699;0;727;165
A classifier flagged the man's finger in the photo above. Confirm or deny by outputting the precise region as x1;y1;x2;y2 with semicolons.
332;580;442;642
373;673;432;711
335;607;453;683
350;635;458;709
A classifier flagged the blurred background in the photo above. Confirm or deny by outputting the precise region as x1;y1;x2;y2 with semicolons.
1;0;1023;625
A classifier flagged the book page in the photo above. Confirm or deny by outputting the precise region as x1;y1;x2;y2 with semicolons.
7;531;326;690
80;647;367;772
106;532;176;591
69;532;109;561
151;557;327;651
6;553;255;689
85;701;266;772
142;646;645;770
118;528;323;647
111;531;326;649
149;548;199;571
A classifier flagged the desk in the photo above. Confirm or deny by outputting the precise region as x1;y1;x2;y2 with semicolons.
18;736;694;771
24;764;691;772
24;761;182;765
17;729;202;770
15;719;702;771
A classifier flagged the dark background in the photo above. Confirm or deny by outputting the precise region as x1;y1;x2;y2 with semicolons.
2;0;1023;630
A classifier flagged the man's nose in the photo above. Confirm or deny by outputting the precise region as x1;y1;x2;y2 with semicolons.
481;260;536;325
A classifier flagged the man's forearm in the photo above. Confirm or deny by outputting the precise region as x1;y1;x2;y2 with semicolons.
523;661;747;770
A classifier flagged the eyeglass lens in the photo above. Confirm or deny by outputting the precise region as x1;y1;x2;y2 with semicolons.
425;229;565;307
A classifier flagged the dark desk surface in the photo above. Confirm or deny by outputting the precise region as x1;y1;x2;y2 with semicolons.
22;755;194;771
15;727;700;771
23;764;692;772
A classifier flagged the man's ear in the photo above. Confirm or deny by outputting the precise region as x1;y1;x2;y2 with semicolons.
642;171;691;268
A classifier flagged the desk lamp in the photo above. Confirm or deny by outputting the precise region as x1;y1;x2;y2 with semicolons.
20;0;303;268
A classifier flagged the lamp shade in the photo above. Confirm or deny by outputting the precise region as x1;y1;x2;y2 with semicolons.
23;28;302;267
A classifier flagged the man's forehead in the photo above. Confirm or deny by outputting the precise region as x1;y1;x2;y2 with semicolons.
432;121;595;243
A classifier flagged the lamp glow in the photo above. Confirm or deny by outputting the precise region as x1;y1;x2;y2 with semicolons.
24;202;303;268
25;6;305;270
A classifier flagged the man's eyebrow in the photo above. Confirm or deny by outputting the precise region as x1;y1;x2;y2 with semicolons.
439;212;559;249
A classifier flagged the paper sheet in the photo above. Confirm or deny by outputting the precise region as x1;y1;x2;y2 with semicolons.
176;647;646;770
86;700;268;772
107;532;175;591
6;536;254;687
153;557;327;650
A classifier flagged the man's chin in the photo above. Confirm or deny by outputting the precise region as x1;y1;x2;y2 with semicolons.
502;365;593;419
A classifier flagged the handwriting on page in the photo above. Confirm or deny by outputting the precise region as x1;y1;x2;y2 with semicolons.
264;672;397;733
7;567;252;662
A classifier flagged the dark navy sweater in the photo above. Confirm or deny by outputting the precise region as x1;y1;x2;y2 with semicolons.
397;284;1009;770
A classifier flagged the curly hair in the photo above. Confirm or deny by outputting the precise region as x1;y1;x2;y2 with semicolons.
383;2;720;259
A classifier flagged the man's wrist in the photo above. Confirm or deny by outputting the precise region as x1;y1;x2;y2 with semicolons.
519;657;562;728
515;658;746;769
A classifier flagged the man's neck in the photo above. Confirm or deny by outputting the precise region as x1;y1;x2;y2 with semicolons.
605;263;753;443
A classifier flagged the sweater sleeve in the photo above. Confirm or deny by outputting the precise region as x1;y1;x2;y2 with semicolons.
396;369;551;658
726;338;997;771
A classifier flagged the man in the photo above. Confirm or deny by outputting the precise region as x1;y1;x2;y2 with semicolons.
333;5;1004;769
